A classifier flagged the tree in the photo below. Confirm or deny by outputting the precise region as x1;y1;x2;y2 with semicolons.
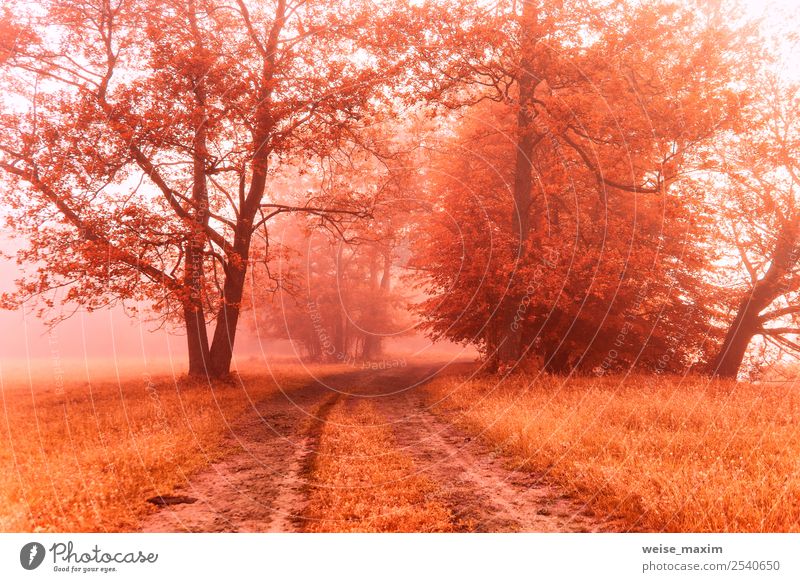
413;99;721;374
0;0;425;377
710;78;800;378
249;153;416;362
257;220;404;362
412;0;754;373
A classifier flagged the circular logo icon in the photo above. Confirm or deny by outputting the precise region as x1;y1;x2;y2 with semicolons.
20;542;46;570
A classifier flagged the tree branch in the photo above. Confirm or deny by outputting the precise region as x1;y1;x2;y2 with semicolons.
0;161;181;292
561;128;669;194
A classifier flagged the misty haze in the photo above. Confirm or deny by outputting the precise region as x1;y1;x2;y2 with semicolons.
0;0;798;537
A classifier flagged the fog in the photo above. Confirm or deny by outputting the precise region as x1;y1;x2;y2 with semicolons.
0;235;473;386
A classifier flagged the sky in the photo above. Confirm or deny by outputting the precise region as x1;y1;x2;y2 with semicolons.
741;0;800;80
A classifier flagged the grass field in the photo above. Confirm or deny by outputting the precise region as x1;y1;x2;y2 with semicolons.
424;372;800;532
0;363;333;532
3;359;798;532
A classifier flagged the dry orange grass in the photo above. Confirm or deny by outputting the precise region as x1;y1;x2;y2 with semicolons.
425;373;800;532
304;400;458;532
0;365;332;532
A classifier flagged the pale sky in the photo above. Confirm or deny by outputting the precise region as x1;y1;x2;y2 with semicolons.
741;0;800;80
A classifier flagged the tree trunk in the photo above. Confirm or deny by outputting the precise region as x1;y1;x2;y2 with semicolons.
207;209;257;378
711;276;783;379
362;246;392;360
203;0;289;378
184;5;213;378
711;219;799;379
711;300;762;379
208;260;247;377
498;0;538;366
184;301;210;377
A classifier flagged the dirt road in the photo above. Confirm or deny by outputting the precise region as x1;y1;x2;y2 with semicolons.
139;364;621;532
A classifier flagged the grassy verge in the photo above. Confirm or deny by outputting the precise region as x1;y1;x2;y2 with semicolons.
425;372;800;532
303;400;458;532
0;365;327;531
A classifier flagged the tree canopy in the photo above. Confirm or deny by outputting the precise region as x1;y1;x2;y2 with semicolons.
0;0;797;380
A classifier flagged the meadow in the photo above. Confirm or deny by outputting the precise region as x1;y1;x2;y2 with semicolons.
0;362;330;531
3;358;799;532
425;372;800;532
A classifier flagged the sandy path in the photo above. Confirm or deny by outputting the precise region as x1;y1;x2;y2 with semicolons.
138;380;337;533
379;390;622;532
140;364;621;532
339;366;621;532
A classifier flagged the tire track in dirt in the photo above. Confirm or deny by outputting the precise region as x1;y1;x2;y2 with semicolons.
381;391;623;532
138;380;338;533
344;365;625;532
267;392;340;532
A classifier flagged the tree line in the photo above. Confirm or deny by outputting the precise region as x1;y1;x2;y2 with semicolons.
0;0;797;380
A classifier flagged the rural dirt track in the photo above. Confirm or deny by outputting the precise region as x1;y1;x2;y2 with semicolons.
139;364;621;532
